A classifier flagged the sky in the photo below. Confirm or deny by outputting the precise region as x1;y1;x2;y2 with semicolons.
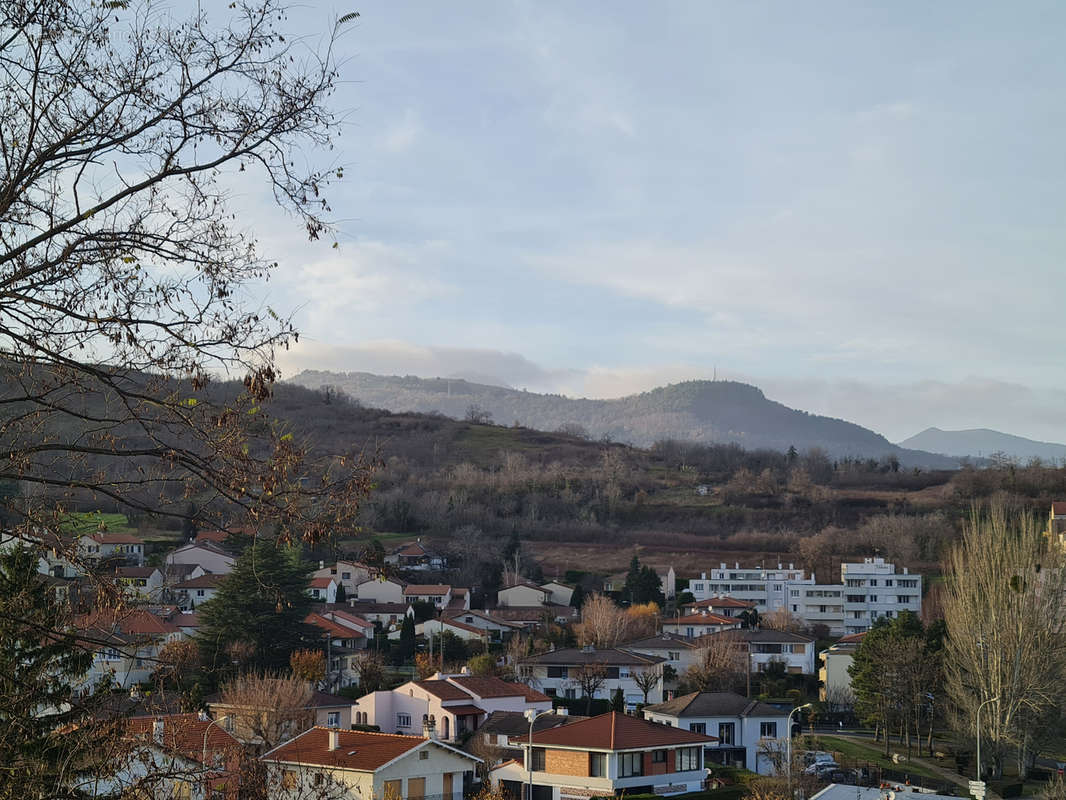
236;1;1065;443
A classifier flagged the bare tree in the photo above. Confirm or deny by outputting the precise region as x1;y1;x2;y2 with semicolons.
683;632;748;692
570;663;608;715
761;607;804;633
217;672;315;752
575;593;631;648
351;651;386;694
633;668;661;705
942;505;1066;778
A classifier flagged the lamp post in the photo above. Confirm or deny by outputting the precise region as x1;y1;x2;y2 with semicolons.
976;696;999;781
198;712;230;787
786;703;813;800
524;708;554;800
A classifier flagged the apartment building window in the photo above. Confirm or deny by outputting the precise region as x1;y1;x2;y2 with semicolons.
619;667;630;678
606;667;620;679
718;722;734;745
589;753;607;777
773;584;782;591
547;666;568;679
897;595;911;604
869;595;878;603
885;579;893;587
677;747;701;771
791;590;800;597
619;751;643;777
531;748;546;771
760;721;778;738
653;750;667;764
668;651;680;661
846;595;865;603
869;579;878;586
397;713;411;728
689;722;706;734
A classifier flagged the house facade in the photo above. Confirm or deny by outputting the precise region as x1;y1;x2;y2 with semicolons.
497;581;551;608
643;692;791;774
80;533;146;566
698;630;817;675
490;712;715;800
662;611;741;638
165;541;235;575
261;727;479;800
518;647;666;709
819;632;864;710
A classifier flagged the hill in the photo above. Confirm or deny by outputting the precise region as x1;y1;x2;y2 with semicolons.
899;427;1066;463
288;371;960;468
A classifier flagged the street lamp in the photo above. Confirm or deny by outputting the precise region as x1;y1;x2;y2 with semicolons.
786;703;813;800
976;696;999;781
524;708;554;800
198;712;230;788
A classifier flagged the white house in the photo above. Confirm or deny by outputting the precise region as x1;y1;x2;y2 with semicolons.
518;647;666;709
385;540;446;570
262;727;479;800
348;600;414;628
662;611;742;638
698;630;817;675
356;576;407;604
173;572;225;609
540;581;574;607
353;672;552;743
75;609;183;690
308;576;339;604
622;634;702;686
497;580;551;608
819;632;865;710
443;609;525;642
490;712;715;800
113;566;164;600
419;617;489;644
165;541;235;575
404;584;468;610
79;532;145;566
643;692;792;774
313;559;373;595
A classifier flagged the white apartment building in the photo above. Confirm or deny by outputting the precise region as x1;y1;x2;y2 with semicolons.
688;558;921;636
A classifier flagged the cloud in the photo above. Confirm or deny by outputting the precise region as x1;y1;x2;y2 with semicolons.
379;108;421;154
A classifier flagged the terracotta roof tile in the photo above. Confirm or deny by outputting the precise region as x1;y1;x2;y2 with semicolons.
509;712;715;750
263;727;428;771
413;680;473;701
404;584;451;595
127;714;240;764
89;532;144;544
305;613;365;640
448;676;534;699
669;612;739;626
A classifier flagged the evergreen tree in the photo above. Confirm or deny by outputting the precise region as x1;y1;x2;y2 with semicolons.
0;545;113;795
611;687;625;712
334;582;347;605
196;541;316;675
398;614;416;663
570;583;586;610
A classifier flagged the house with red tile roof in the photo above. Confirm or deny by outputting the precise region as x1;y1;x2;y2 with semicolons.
174;572;226;609
517;647;667;709
308;576;339;604
79;532;146;566
75;608;183;690
312;559;375;595
113;566;164;600
353;671;552;743
661;610;742;638
681;595;757;617
490;711;715;799
261;727;479;800
385;539;446;570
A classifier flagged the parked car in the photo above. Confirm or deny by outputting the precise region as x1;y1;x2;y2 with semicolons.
803;751;837;769
804;759;840;776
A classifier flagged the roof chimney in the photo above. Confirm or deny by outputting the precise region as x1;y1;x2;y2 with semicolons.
152;718;164;745
328;729;340;751
460;665;469;675
423;717;437;740
319;560;325;570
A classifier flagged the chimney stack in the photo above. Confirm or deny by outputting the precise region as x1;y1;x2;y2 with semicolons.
423;717;437;740
152;718;164;745
328;729;340;751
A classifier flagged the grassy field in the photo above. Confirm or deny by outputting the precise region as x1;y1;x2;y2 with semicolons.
59;512;133;534
800;735;946;782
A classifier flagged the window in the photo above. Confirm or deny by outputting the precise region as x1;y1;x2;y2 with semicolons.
689;722;706;734
606;667;620;679
342;571;351;579
225;716;236;732
653;749;667;763
327;712;340;727
531;748;546;771
885;579;893;587
383;780;402;800
197;589;205;597
547;666;568;679
546;688;557;697
897;595;910;604
718;722;734;745
846;594;865;603
668;651;680;661
677;747;701;771
790;589;800;597
397;713;412;728
589;752;607;777
420;751;429;760
760;721;778;738
619;751;643;777
686;627;694;638
869;595;878;603
869;579;878;587
619;667;630;678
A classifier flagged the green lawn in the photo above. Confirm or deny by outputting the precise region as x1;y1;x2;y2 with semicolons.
800;735;945;782
58;511;133;534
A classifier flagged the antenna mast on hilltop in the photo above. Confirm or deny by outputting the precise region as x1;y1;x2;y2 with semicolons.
713;366;717;381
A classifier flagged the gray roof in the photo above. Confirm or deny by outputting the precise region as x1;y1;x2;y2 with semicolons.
698;629;814;644
520;647;665;666
623;634;699;650
644;691;787;719
478;710;579;738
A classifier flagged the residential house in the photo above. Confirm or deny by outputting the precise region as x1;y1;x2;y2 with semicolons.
819;632;865;710
622;634;702;687
698;629;817;675
79;532;145;566
113;566;164;600
419;617;490;645
313;559;374;596
1046;501;1066;549
174;572;226;610
308;576;339;604
165;541;235;575
475;711;577;762
405;584;467;610
385;539;446;570
207;689;354;748
517;647;667;709
662;611;741;638
541;581;575;607
348;600;414;629
497;580;551;608
490;711;715;800
356;576;407;604
305;612;368;689
75;608;184;690
261;727;479;800
680;596;757;618
89;713;243;799
643;691;791;774
353;672;552;743
0;530;84;578
488;606;580;629
443;609;524;642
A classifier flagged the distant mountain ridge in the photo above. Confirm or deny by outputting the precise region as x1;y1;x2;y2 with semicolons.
899;427;1066;462
289;371;962;468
